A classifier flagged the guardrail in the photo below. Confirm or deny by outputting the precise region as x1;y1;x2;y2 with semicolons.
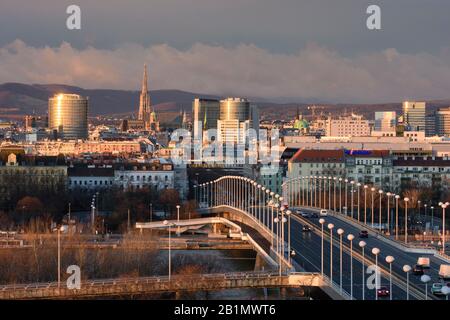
292;213;430;300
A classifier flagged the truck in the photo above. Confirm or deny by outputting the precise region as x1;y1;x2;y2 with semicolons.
417;257;430;268
439;264;450;280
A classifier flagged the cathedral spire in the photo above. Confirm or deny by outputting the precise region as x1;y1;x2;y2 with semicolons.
142;64;148;93
138;64;151;121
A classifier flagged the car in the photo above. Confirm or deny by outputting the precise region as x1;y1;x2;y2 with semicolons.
431;283;444;296
376;286;390;298
302;225;311;232
359;230;369;238
300;211;313;218
413;264;424;275
319;209;328;216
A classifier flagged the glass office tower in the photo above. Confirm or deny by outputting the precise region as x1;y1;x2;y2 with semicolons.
48;94;88;140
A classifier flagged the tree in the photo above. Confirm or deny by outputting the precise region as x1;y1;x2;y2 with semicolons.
159;189;180;218
15;196;44;228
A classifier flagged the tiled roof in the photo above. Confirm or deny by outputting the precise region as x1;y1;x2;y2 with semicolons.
289;149;345;163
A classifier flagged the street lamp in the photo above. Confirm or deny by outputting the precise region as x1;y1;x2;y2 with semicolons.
359;240;367;300
386;192;392;235
385;255;395;300
163;220;175;281
356;183;361;222
403;264;412;300
286;210;292;264
372;247;380;300
344;179;349;215
176;204;181;236
371;187;376;228
420;274;431;300
328;223;335;283
57;225;64;289
364;185;368;225
319;218;326;276
347;233;355;300
378;190;383;231
431;206;435;231
337;228;345;294
395;195;400;240
439;202;448;254
339;178;343;214
404;197;410;244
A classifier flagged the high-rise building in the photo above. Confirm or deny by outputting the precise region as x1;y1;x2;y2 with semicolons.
374;111;397;132
192;98;220;140
48;94;88;140
217;98;259;144
402;101;426;131
434;107;450;136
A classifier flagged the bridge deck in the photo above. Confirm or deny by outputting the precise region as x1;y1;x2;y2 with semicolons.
0;272;321;299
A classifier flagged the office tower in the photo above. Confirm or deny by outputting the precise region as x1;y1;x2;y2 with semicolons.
192;98;220;139
48;94;88;140
374;111;397;132
434;107;450;136
402;101;426;131
137;64;159;131
217;97;259;144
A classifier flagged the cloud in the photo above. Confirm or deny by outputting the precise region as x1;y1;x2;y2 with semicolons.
1;39;450;103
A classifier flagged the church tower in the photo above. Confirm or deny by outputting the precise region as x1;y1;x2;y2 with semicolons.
138;64;151;127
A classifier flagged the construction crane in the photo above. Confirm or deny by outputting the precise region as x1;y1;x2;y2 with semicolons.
307;105;325;118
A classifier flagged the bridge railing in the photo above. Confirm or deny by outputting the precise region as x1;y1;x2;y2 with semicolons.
282;175;448;255
195;176;293;272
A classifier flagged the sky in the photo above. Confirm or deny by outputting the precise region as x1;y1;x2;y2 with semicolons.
1;0;450;103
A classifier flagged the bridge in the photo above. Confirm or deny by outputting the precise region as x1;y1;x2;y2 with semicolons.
193;175;450;300
0;272;325;300
3;175;448;300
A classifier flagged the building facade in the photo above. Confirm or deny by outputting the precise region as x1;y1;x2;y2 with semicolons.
48;94;88;140
403;101;426;132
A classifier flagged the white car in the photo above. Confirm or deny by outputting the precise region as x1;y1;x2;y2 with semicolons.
319;209;328;216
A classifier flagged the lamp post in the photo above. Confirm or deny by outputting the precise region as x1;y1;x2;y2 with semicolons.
339;178;343;214
359;240;366;300
420;274;431;300
364;185;368;225
404;197;410;244
319;218;326;276
333;177;337;212
403;264;411;300
350;181;355;219
395;195;400;240
286;210;292;264
378;190;383;232
347;233;355;300
344;179;349;215
328;223;335;283
337;228;344;294
356;183;361;222
418;200;422;223
385;256;395;300
176;204;181;236
431;206;435;231
439;202;448;253
372;247;380;300
386;192;392;235
163;220;174;281
57;225;64;289
371;187;376;228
